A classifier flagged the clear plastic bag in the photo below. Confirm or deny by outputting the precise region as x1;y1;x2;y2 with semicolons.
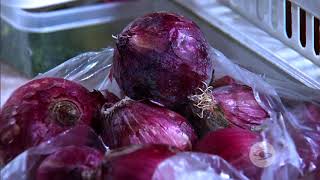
1;47;317;180
207;49;301;180
266;78;320;177
36;47;123;98
153;152;249;180
0;125;107;180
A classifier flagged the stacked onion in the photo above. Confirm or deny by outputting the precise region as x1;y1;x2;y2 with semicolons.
0;12;276;180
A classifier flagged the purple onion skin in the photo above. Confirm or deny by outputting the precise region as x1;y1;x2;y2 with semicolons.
92;89;120;135
100;89;120;108
213;76;269;129
102;144;179;180
287;102;320;174
213;84;269;130
212;75;237;88
189;76;268;133
306;103;320;123
36;146;104;180
0;78;104;164
113;12;214;109
195;128;262;179
101;98;197;150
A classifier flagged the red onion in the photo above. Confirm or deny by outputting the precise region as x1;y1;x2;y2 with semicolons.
189;77;269;132
102;144;179;180
112;12;214;109
101;97;197;150
286;102;320;173
195;128;261;178
93;89;120;135
0;78;104;164
212;75;237;88
305;103;320;123
36;145;104;180
100;89;120;108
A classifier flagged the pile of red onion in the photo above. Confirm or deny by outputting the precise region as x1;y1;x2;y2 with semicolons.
0;11;309;180
101;97;197;150
0;78;105;164
284;101;320;174
111;12;214;109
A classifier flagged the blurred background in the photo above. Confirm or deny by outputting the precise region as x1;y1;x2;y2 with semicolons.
1;0;320;105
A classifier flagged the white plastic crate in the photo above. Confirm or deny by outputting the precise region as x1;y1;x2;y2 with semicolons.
225;0;320;65
175;0;320;89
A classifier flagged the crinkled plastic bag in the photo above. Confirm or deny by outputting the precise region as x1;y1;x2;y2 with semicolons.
209;49;301;180
36;48;122;98
153;152;249;180
0;49;114;180
267;78;320;178
0;125;107;180
37;48;114;92
1;47;317;180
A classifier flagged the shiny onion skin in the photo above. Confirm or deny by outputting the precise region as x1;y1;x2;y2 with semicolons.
211;75;237;88
286;102;320;174
305;103;320;123
195;128;262;178
36;146;104;180
0;78;104;165
189;76;269;132
93;89;120;135
102;144;179;180
100;90;120;108
112;12;214;109
101;97;197;150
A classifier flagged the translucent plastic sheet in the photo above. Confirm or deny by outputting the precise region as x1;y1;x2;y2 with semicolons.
1;47;318;180
0;126;107;180
37;49;114;92
200;49;301;180
153;152;249;180
267;78;320;178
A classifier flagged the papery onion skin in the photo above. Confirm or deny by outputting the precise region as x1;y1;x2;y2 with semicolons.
112;12;214;109
36;145;104;180
0;78;104;164
285;102;320;174
189;76;269;133
212;75;237;88
100;89;120;108
92;89;120;135
213;84;268;129
305;103;320;123
101;97;197;150
195;128;262;178
102;144;179;180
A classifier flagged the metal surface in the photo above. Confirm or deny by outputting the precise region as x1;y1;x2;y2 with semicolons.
174;0;320;89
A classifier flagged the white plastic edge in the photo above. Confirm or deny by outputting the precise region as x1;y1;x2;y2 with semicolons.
0;0;77;10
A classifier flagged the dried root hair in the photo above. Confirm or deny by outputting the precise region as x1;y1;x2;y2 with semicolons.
188;82;217;118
